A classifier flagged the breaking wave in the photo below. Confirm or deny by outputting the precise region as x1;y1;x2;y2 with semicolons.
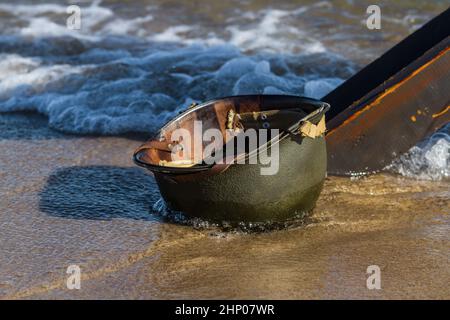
0;44;351;135
387;124;450;181
0;0;447;179
0;0;354;135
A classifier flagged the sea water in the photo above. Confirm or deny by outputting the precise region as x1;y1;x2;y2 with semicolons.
0;0;447;179
0;0;449;299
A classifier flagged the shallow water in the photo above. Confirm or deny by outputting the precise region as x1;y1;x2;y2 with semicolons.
0;0;449;299
0;113;448;299
0;0;448;174
0;0;448;135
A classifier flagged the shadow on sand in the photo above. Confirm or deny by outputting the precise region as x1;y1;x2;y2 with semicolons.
39;165;161;221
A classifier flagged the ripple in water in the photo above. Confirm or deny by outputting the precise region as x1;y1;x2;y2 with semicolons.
0;1;359;136
0;44;352;135
0;1;447;180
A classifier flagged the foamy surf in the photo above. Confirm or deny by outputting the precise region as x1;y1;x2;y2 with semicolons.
386;124;450;181
0;0;448;180
0;1;357;135
0;42;353;135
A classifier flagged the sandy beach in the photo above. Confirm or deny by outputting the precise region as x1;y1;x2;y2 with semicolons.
1;112;448;299
0;0;449;300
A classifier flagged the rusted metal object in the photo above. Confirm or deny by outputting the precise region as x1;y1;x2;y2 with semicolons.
133;8;450;222
324;8;450;175
133;95;330;222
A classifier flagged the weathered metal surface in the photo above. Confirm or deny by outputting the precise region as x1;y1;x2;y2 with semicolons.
134;95;329;222
325;40;450;175
324;8;450;120
323;7;450;175
155;135;326;222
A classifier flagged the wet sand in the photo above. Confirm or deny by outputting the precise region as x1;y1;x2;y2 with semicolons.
0;113;449;299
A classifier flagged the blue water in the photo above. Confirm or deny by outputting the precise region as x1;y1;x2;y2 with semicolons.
0;0;448;179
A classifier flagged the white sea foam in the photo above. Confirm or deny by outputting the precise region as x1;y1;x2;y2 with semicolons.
151;25;193;43
387;124;450;181
0;44;351;135
227;7;326;54
0;0;447;180
0;1;113;40
0;54;85;98
304;78;343;99
0;1;327;52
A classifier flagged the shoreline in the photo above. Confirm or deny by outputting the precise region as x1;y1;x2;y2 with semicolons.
0;112;449;299
0;111;153;142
